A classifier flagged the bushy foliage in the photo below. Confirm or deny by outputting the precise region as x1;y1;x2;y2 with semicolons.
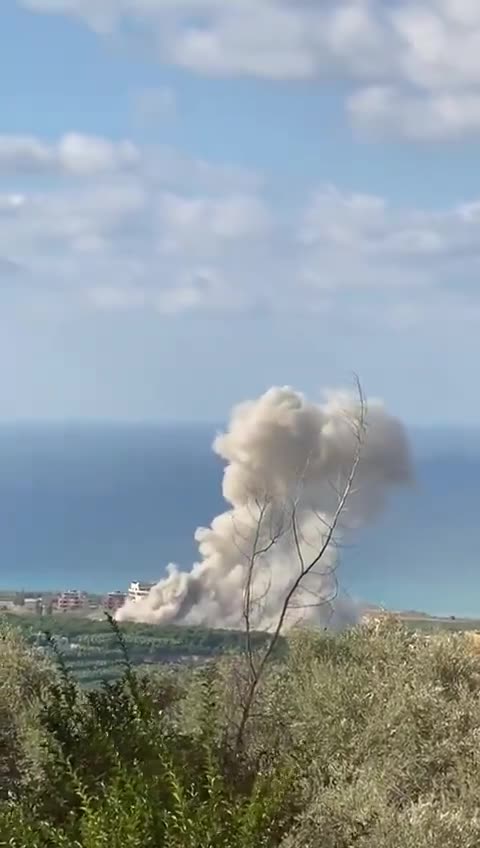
0;619;293;847
0;623;52;802
3;616;480;846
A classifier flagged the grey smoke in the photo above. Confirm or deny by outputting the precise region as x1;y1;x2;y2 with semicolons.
116;385;412;630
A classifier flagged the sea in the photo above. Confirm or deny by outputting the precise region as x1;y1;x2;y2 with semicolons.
0;422;479;618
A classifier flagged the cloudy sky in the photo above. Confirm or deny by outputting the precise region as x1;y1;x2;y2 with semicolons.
3;0;480;424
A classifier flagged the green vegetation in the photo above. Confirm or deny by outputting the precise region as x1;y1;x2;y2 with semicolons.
3;615;480;845
6;610;478;689
3;613;272;687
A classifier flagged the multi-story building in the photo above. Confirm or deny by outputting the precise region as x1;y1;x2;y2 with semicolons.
103;591;127;612
127;581;154;603
55;590;87;613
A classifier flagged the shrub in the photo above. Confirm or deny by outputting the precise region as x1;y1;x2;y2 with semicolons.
3;617;480;846
0;623;53;802
0;620;294;847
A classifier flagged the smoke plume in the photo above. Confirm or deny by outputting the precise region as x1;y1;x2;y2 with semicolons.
116;385;412;630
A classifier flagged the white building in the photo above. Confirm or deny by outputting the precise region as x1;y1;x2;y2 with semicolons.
127;581;155;603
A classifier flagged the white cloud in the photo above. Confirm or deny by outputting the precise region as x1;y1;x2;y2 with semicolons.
0;132;140;175
4;132;480;322
169;4;319;80
0;135;52;173
18;0;480;140
347;86;480;140
0;129;261;195
298;186;480;303
58;133;139;174
157;193;272;256
0;132;275;315
140;147;263;195
19;0;389;80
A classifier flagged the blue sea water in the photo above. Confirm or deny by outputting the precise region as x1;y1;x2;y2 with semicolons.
0;422;479;618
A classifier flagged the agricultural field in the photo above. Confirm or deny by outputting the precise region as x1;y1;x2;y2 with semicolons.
3;607;480;687
1;612;270;687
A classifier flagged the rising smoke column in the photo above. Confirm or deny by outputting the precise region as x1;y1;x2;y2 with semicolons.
116;386;412;630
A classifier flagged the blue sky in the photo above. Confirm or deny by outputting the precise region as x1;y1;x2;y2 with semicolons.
3;0;480;424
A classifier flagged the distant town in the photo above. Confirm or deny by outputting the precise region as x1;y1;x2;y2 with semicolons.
0;583;474;630
0;581;154;617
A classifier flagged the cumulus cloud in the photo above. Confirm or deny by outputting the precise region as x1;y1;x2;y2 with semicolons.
0;132;139;176
348;86;480;141
17;0;394;81
297;185;480;322
157;193;272;257
300;186;480;261
18;0;480;140
3;129;480;324
0;131;277;315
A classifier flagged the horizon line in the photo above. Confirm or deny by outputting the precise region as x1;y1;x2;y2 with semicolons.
0;418;479;433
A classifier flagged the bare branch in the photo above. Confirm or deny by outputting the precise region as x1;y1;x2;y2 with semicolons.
233;375;368;752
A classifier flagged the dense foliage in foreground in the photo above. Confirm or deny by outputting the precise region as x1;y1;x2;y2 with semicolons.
3;618;480;846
